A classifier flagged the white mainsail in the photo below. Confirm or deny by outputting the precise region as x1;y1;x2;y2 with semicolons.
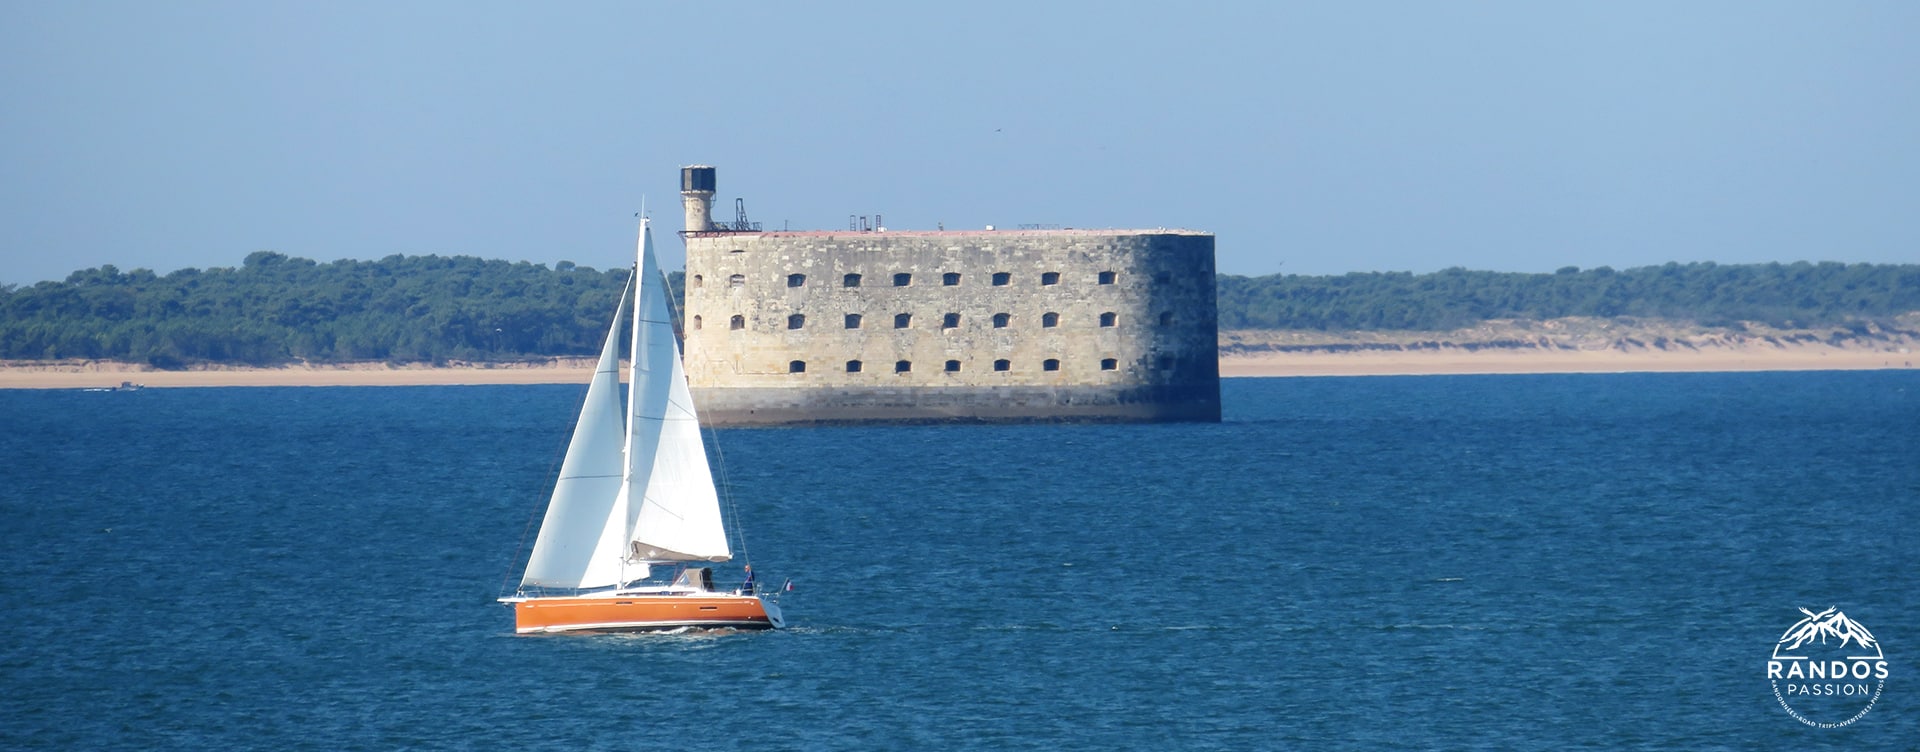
519;218;729;591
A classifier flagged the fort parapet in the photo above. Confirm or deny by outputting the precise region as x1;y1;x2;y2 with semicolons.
679;166;1220;425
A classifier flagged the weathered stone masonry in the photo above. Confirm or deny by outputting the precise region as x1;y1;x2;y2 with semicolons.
678;167;1220;425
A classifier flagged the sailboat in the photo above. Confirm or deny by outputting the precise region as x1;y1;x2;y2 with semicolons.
501;217;784;633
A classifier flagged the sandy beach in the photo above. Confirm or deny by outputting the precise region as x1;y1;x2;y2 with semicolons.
3;342;1914;389
0;358;603;390
1218;345;1916;378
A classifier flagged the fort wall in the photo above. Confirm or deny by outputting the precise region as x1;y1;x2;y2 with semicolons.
677;168;1219;425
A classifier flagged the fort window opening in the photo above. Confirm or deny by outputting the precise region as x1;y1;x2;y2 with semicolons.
845;313;862;329
788;360;807;373
729;315;745;330
993;312;1010;328
787;273;806;288
1101;358;1118;371
787;314;805;330
1043;359;1060;371
1042;312;1059;328
895;360;912;373
943;272;961;286
846;360;862;373
943;312;960;329
692;274;704;288
1041;271;1060;286
1158;311;1173;327
993;359;1011;372
691;315;702;330
844;273;862;287
944;360;961;373
1098;271;1116;285
893;273;912;287
992;272;1011;286
729;274;745;288
1099;312;1117;327
894;313;912;329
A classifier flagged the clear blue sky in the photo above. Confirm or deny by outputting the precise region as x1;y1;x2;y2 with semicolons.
4;2;1916;286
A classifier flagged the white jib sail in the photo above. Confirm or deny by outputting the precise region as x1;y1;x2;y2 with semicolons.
520;275;634;589
626;219;732;562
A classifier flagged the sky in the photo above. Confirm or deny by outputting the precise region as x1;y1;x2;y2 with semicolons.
3;2;1917;286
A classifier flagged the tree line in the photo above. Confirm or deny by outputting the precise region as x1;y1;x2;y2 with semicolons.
1216;261;1920;331
2;255;1916;366
0;252;646;366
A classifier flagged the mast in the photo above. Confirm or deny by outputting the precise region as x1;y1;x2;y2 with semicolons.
617;219;648;585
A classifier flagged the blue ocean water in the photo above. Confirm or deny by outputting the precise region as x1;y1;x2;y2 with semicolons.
0;372;1914;750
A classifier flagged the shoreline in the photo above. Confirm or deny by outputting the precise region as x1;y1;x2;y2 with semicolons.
2;346;1913;389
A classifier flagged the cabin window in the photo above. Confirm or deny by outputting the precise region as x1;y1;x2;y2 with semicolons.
942;312;960;329
1042;312;1059;328
943;272;961;286
1158;311;1173;327
1098;271;1116;285
1099;312;1117;327
893;273;912;287
691;315;702;330
895;360;911;373
1041;271;1060;286
1101;358;1118;371
992;272;1011;286
944;360;961;373
844;313;862;329
788;360;806;373
729;274;745;288
787;273;806;288
992;313;1010;328
729;315;744;330
993;359;1011;372
846;360;862;373
844;273;862;287
1043;359;1060;371
787;314;805;330
894;313;911;329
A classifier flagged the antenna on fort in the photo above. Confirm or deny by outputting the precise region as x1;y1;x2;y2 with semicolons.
733;198;752;232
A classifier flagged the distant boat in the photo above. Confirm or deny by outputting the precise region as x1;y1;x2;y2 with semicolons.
82;381;145;393
500;217;784;633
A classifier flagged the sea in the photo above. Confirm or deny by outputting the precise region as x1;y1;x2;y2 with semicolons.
1;372;1914;750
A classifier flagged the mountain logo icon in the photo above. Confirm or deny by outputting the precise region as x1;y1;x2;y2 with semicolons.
1773;607;1883;661
1766;606;1888;729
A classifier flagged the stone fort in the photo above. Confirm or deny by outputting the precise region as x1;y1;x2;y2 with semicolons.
678;166;1219;425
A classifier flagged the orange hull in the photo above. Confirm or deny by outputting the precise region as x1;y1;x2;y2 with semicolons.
512;594;781;634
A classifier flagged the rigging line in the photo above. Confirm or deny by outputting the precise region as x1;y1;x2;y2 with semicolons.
708;428;750;566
